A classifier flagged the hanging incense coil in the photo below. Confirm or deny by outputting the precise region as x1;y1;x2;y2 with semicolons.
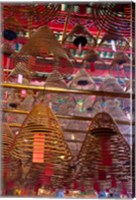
2;123;14;159
13;25;73;66
10;103;73;187
69;68;96;105
5;89;21;109
75;112;131;185
3;4;60;31
2;123;22;182
69;68;96;91
2;42;15;56
92;3;131;38
45;70;67;88
99;75;124;93
90;76;127;120
9;63;30;79
92;75;124;106
18;93;35;111
3;16;21;32
82;49;105;67
9;61;35;80
83;49;99;63
38;70;76;115
63;23;97;47
110;52;130;69
98;27;129;47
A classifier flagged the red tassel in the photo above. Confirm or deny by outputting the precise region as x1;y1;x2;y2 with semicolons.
90;62;95;72
111;175;117;187
73;181;78;190
44;163;54;176
121;181;127;195
93;181;100;193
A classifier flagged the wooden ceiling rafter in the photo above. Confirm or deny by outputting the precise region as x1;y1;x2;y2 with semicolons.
3;108;133;126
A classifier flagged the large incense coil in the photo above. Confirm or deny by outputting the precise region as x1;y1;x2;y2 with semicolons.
63;23;97;47
69;68;96;95
68;68;96;117
18;94;35;111
38;70;76;115
75;112;131;185
3;16;21;32
66;68;96;154
99;75;124;93
92;3;131;38
9;61;35;79
83;49;99;62
45;70;67;88
82;49;105;67
3;4;60;31
2;42;15;56
69;68;96;90
10;103;73;187
92;75;124;107
2;123;22;182
98;27;129;47
110;51;130;69
2;123;14;158
13;25;72;66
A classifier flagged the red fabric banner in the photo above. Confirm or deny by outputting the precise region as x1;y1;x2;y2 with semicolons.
90;62;95;72
98;170;106;180
101;137;112;166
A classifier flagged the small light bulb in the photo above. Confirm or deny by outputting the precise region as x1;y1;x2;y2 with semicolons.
60;155;65;159
71;134;75;140
15;131;19;135
111;40;116;52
